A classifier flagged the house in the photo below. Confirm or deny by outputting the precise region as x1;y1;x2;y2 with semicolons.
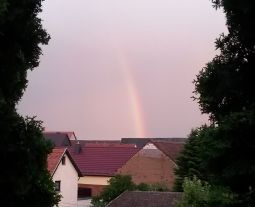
47;148;82;207
117;141;184;190
106;191;182;207
68;143;139;197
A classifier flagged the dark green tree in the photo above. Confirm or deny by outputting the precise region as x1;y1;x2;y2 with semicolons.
194;0;255;205
175;1;255;206
0;0;59;206
194;0;255;121
0;0;7;15
0;113;60;206
174;127;207;191
199;113;255;202
0;0;50;108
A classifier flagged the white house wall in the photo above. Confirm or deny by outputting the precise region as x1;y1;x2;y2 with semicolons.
52;155;78;207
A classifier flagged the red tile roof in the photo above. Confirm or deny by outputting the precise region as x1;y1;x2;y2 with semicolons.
107;191;182;207
47;148;66;175
68;145;139;176
152;141;184;162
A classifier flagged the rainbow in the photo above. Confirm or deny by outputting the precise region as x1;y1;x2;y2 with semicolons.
111;39;146;138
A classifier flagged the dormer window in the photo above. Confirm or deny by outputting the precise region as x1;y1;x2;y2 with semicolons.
61;156;66;165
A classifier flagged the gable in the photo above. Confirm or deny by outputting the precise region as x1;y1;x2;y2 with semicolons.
47;148;82;177
143;143;157;149
118;143;178;189
53;152;78;179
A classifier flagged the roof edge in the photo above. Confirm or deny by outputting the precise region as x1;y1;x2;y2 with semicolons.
51;148;67;178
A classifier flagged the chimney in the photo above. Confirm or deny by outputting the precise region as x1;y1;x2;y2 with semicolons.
74;141;82;154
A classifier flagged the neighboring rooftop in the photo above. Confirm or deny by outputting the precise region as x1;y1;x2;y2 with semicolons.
70;139;120;147
45;131;77;140
43;131;73;147
68;144;139;176
106;191;182;207
121;138;187;148
85;143;136;148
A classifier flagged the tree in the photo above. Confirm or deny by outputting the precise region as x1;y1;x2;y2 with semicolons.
174;127;207;191
177;177;236;207
0;0;7;15
197;112;255;205
194;0;255;122
175;1;255;206
0;0;50;108
0;0;59;206
193;0;255;204
0;113;60;206
175;87;255;204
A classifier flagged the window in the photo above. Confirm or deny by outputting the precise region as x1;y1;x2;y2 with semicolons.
78;187;92;199
55;181;61;192
61;156;66;165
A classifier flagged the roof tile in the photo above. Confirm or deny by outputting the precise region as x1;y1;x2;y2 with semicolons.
47;148;66;175
68;145;139;176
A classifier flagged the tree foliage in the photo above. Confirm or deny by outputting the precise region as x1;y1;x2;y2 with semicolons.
0;0;59;206
194;0;255;121
0;0;50;108
0;112;60;206
174;127;207;191
177;177;236;207
175;114;255;205
175;1;255;206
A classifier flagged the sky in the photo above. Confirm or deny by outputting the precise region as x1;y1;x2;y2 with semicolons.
18;0;227;139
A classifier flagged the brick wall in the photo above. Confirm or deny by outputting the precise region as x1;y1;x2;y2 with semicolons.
117;148;176;190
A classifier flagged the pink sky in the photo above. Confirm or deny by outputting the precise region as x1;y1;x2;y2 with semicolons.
18;0;227;139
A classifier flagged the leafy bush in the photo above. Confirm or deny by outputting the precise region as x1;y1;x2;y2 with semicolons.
136;182;150;191
177;177;236;207
149;182;169;192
